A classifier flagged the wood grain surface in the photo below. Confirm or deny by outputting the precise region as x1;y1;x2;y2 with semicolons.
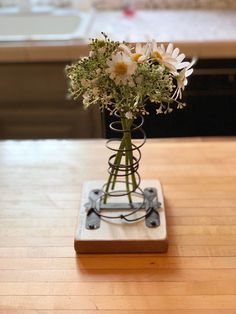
0;137;236;313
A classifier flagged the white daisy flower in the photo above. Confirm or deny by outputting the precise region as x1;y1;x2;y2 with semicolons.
173;59;196;99
151;41;177;72
119;42;151;63
172;48;189;70
106;52;137;85
151;42;189;74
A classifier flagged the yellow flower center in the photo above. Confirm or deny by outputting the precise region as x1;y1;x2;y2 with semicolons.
132;53;142;62
114;62;128;75
152;51;163;60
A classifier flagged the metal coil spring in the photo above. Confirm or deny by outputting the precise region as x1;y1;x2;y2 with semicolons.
103;113;147;201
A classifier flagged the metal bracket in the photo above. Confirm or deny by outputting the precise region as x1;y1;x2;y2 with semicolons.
85;187;161;230
85;189;103;230
143;187;161;228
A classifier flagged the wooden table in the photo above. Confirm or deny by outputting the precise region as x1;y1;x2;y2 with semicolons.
0;137;236;313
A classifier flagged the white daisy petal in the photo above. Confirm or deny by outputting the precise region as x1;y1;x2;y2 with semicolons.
186;68;193;76
176;53;186;62
166;43;174;54
172;47;180;58
176;61;190;70
138;55;146;62
119;44;132;56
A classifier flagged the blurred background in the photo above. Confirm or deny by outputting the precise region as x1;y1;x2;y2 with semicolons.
0;0;235;139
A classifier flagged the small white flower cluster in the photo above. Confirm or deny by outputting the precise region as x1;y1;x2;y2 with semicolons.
66;34;194;119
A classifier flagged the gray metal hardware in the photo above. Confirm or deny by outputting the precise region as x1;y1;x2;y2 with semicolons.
143;187;161;228
85;189;103;230
85;187;161;230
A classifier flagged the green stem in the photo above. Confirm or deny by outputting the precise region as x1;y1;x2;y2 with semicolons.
103;136;126;204
125;140;132;204
122;118;137;192
110;118;133;191
104;116;138;204
121;118;133;204
121;118;138;204
111;138;125;190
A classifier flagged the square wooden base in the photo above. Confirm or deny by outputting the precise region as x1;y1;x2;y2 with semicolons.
74;180;168;254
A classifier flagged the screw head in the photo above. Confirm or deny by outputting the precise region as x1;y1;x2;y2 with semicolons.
150;220;157;227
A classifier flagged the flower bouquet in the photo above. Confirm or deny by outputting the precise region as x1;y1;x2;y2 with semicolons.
66;33;194;204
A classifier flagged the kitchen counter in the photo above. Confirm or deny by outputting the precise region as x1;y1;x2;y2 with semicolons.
0;137;236;311
1;9;236;62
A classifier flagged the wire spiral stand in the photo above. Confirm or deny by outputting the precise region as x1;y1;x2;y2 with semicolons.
104;113;146;199
85;114;161;229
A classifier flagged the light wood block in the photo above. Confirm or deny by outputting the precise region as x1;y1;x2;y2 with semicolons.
74;180;168;253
